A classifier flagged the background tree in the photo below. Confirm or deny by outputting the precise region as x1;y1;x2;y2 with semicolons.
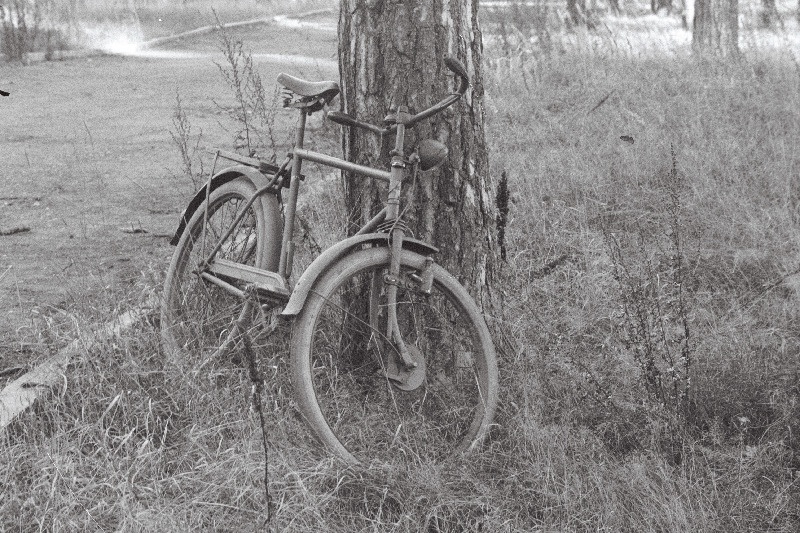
567;0;584;24
337;0;498;309
651;0;673;14
759;0;779;28
566;0;596;27
692;0;739;57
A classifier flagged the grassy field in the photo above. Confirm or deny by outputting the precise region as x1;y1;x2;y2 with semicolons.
2;2;800;531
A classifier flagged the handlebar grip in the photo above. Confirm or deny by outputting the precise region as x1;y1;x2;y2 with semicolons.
444;56;468;80
444;56;470;94
328;111;360;128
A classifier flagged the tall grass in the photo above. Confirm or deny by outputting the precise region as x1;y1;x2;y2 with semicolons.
2;8;800;532
482;9;800;530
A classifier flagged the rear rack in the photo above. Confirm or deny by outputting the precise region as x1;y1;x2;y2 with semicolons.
216;150;304;188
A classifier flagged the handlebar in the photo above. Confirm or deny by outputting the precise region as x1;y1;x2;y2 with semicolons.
443;56;470;96
327;56;469;135
327;111;386;135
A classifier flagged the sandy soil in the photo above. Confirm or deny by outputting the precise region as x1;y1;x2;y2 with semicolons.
0;17;338;365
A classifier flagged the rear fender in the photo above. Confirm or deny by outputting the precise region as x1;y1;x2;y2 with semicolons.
281;233;438;316
169;165;279;246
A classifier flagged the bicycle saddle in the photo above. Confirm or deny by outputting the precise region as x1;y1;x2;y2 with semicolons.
277;73;340;112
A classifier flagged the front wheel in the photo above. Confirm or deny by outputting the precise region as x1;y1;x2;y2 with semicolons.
290;247;498;465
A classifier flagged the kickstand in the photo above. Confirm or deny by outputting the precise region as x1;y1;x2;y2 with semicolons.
205;289;280;364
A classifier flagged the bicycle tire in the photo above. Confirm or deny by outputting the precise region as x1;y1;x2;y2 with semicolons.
161;178;280;362
290;247;498;465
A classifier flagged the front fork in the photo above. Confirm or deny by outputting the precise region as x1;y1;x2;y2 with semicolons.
385;225;416;369
375;111;431;385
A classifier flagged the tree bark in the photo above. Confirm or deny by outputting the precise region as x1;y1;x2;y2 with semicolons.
338;0;498;309
692;0;739;57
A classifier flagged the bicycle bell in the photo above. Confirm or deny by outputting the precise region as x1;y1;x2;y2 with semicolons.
415;139;448;171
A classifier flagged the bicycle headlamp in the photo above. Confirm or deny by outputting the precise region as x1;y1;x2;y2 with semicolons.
416;139;448;171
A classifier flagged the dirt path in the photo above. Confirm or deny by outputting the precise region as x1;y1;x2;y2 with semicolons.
0;16;338;365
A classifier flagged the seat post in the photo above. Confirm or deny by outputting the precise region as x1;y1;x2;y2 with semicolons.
278;108;308;278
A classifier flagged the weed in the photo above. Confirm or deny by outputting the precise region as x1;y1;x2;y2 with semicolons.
496;169;510;261
170;91;205;193
213;13;282;158
602;148;693;418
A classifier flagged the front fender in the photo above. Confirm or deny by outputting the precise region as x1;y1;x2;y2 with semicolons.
281;233;438;316
169;165;279;245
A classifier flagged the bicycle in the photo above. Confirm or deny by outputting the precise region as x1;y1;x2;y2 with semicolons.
161;57;498;466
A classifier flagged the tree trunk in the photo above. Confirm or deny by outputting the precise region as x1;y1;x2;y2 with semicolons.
678;0;692;29
338;0;498;309
567;0;586;25
651;0;673;14
692;0;739;57
759;0;778;28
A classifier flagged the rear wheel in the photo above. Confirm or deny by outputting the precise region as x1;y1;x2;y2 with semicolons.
161;178;280;363
290;247;498;465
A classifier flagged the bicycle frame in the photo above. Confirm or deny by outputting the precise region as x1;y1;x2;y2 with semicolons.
199;104;423;371
279;105;412;271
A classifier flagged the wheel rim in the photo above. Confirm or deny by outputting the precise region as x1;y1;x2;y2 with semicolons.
304;259;491;465
163;190;262;361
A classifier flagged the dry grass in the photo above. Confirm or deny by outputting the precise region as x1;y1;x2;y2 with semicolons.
481;7;800;531
3;5;800;532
